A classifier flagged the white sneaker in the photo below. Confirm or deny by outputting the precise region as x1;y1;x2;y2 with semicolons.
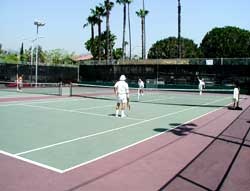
121;114;127;118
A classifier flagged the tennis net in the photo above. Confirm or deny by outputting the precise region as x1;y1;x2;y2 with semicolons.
0;81;62;96
70;83;233;107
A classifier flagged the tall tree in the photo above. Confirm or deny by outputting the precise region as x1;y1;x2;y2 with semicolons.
83;8;100;59
83;14;98;42
177;0;181;58
85;31;116;60
94;5;105;62
116;0;127;61
200;26;250;58
127;0;133;60
147;37;200;59
20;42;24;63
136;8;149;60
104;0;114;64
32;46;45;63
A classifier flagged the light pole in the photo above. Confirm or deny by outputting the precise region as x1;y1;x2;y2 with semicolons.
34;20;45;86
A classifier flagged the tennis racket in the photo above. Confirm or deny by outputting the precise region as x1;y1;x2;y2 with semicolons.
127;97;131;110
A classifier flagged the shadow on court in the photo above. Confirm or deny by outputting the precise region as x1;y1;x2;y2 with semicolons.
154;123;197;136
159;101;250;191
227;106;243;110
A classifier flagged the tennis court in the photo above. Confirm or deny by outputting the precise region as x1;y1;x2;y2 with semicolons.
1;85;250;190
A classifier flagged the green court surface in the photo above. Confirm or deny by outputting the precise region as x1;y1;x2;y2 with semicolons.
0;90;233;173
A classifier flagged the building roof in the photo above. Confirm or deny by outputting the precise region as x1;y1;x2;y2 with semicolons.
73;54;93;61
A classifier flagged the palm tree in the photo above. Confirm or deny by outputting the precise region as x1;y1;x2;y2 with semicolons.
94;5;105;62
83;8;100;58
83;15;97;43
20;42;24;64
127;0;133;60
136;8;149;59
104;0;114;64
177;0;181;58
116;0;127;62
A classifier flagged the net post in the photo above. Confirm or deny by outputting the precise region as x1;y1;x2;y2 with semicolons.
59;82;62;96
70;82;72;96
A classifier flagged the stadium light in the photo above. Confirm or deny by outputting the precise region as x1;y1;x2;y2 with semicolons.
34;20;45;86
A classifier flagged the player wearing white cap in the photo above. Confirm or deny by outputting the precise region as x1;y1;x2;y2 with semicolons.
114;75;129;117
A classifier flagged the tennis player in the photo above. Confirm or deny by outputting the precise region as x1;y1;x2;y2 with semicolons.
233;83;240;109
137;78;144;101
197;77;205;95
17;74;23;92
114;75;129;118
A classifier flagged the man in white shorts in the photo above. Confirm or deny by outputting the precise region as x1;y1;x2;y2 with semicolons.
114;75;129;117
138;78;144;101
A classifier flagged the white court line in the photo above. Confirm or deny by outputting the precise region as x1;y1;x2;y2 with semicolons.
0;97;88;107
139;96;175;103
0;95;23;98
73;104;114;111
0;150;63;173
19;103;144;121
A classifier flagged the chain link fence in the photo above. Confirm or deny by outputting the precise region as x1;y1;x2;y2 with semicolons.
0;63;78;83
79;58;250;94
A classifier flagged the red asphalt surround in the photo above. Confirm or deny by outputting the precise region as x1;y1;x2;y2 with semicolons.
0;96;249;191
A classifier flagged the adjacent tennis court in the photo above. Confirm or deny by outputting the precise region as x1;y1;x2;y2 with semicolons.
0;86;234;173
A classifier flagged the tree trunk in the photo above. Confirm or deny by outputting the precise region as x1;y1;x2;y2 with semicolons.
142;0;146;60
178;0;181;58
122;3;127;62
141;17;145;59
106;0;110;64
128;3;132;60
91;24;94;42
98;19;101;64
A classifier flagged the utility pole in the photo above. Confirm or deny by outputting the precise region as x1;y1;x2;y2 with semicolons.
34;20;45;86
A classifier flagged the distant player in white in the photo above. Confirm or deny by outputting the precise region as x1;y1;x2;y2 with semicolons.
16;74;23;92
197;77;205;95
138;78;144;101
233;83;240;109
114;75;129;117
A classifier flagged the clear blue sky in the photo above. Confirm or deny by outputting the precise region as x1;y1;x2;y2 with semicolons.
0;0;249;55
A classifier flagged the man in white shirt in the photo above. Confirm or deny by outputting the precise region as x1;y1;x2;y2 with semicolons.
197;77;205;95
114;75;129;117
138;78;144;101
